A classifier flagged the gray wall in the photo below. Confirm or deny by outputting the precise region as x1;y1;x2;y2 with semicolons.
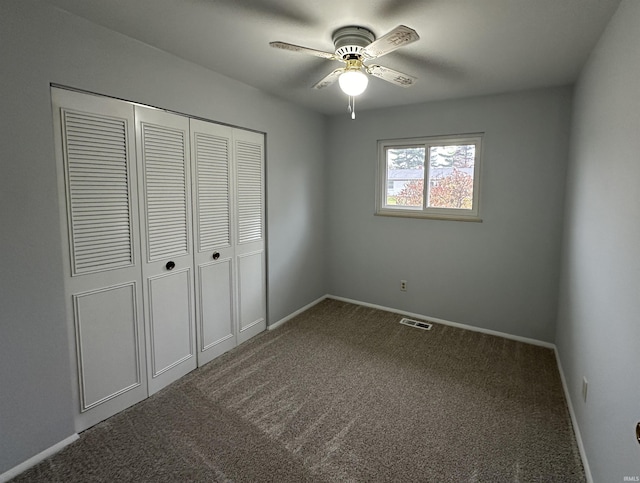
3;0;635;478
327;87;572;342
556;0;640;480
0;0;326;473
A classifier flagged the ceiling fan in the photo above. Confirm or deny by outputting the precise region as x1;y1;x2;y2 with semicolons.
270;25;420;118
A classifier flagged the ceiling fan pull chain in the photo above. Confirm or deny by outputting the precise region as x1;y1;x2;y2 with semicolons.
351;96;356;120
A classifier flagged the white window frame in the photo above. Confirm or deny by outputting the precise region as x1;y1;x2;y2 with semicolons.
376;133;483;222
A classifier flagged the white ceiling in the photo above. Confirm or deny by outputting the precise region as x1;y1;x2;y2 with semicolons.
40;0;621;115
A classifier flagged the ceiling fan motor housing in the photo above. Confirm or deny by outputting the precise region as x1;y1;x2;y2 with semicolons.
332;26;375;59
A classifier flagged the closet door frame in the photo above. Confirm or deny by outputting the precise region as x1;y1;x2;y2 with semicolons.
53;86;268;427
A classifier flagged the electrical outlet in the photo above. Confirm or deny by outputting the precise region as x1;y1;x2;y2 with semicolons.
400;280;407;291
582;377;588;403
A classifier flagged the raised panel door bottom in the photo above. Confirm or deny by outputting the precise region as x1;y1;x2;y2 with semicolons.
199;259;234;350
148;269;195;377
237;250;266;336
73;283;142;411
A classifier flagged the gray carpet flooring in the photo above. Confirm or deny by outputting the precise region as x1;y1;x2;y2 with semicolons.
13;299;585;482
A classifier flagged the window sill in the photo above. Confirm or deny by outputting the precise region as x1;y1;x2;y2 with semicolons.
375;210;483;222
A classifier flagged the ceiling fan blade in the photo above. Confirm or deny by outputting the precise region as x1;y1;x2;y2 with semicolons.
366;65;417;87
270;41;338;60
313;68;344;89
361;25;420;60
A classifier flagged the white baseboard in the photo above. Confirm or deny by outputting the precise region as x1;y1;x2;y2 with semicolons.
268;295;328;331
326;294;556;349
554;348;593;483
0;433;79;483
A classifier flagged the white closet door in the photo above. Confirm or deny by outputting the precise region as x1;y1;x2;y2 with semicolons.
135;106;197;395
52;88;147;431
234;129;266;344
190;119;237;366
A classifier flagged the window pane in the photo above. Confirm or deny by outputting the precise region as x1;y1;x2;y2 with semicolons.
386;147;425;208
427;144;475;209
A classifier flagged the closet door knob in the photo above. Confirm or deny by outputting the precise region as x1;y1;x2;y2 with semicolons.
165;261;175;271
212;252;220;260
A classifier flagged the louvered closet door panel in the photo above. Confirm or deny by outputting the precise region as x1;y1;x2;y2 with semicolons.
52;88;148;432
136;106;197;395
63;111;134;274
190;119;236;366
234;129;266;344
193;126;231;252
236;139;264;244
143;124;189;260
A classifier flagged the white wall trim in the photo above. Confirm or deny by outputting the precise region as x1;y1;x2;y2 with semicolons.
327;294;555;349
0;433;79;483
268;295;328;331
554;348;593;483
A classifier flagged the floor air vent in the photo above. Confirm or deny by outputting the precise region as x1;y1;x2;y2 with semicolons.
399;318;432;330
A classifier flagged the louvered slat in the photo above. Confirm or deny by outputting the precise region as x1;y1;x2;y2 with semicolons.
63;110;134;274
194;133;230;251
236;141;263;243
142;124;189;260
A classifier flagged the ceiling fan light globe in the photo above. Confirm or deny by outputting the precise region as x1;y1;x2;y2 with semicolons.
338;70;368;96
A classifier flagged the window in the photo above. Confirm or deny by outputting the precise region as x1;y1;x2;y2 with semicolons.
376;134;483;221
